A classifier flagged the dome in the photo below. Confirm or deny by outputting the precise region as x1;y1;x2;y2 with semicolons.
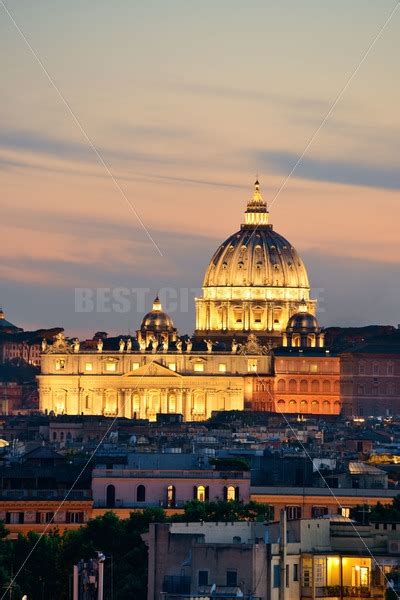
203;227;309;289
287;311;320;333
140;297;175;332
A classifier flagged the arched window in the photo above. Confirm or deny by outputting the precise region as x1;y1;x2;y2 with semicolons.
137;484;146;503
299;380;308;393
322;400;330;414
167;485;176;508
106;484;116;508
277;379;285;392
288;379;297;393
194;485;208;502
225;485;236;502
311;380;319;393
322;380;331;393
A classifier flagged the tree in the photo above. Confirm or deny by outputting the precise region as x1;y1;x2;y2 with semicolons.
172;500;273;523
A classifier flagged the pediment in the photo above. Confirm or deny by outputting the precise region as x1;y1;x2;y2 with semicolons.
124;361;182;378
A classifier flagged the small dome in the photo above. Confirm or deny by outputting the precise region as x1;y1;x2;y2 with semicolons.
140;296;175;332
287;311;320;333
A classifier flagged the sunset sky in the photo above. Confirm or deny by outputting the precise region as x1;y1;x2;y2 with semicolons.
1;0;400;337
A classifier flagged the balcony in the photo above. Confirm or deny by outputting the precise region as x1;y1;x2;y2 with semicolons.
302;586;384;599
93;469;248;479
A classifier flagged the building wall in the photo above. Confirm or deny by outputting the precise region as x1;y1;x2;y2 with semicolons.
273;355;341;415
251;487;396;520
341;353;400;417
38;351;263;421
0;500;92;538
92;470;250;507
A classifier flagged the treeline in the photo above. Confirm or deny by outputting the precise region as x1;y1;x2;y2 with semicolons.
0;500;272;600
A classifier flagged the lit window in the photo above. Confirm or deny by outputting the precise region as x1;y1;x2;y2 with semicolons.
196;485;206;501
341;507;350;518
226;485;236;501
85;362;93;372
248;360;258;373
219;363;227;373
131;362;140;370
310;364;318;373
167;485;176;508
193;363;204;372
168;363;177;372
55;359;65;371
105;362;117;372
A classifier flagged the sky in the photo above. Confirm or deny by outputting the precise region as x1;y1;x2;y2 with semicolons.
1;0;400;337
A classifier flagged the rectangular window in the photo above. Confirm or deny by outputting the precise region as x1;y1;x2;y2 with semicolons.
293;564;299;582
248;360;258;373
66;511;84;524
286;564;290;587
193;363;204;372
303;569;311;588
273;564;281;588
218;363;227;373
168;363;177;371
131;362;140;370
226;570;237;587
198;570;208;586
6;512;24;524
312;506;328;518
287;506;302;520
310;364;318;373
85;362;93;372
105;362;116;372
341;507;350;518
314;558;327;587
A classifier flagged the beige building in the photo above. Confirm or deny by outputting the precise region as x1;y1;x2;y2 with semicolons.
38;331;271;421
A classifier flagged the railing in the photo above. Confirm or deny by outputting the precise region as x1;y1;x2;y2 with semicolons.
93;469;248;479
0;489;91;500
303;586;373;598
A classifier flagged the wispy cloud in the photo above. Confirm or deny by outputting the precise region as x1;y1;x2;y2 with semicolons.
256;149;400;191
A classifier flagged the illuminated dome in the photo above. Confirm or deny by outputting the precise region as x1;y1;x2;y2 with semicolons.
137;296;178;347
283;301;324;348
140;296;175;332
287;304;320;334
203;223;309;289
195;180;316;343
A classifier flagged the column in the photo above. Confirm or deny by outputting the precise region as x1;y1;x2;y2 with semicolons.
176;389;183;415
117;390;124;417
184;389;192;421
161;389;168;414
267;303;273;331
124;389;132;418
139;389;147;419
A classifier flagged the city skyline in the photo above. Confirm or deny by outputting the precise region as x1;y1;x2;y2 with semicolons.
1;1;400;336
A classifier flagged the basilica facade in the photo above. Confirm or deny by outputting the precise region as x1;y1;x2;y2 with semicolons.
39;182;341;419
